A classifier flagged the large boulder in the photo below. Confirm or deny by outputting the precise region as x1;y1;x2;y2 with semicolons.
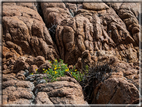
92;78;139;104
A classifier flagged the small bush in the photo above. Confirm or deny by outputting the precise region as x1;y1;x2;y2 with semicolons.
82;63;115;103
30;59;85;82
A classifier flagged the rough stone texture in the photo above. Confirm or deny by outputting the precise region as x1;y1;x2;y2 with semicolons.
54;3;139;65
3;86;34;103
118;3;140;46
6;55;50;75
16;70;26;80
26;73;51;86
3;73;17;82
41;3;71;28
84;51;140;104
3;79;35;91
34;56;45;67
83;3;109;11
2;3;59;61
2;79;35;105
35;92;53;104
92;78;139;104
38;61;51;73
34;76;88;105
25;55;35;66
8;99;31;104
13;56;29;73
2;2;141;105
2;46;20;74
29;65;38;74
65;3;79;16
107;3;140;45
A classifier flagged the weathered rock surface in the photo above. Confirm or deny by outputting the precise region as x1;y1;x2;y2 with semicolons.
41;3;71;28
92;78;139;104
2;3;59;61
2;2;141;105
83;51;140;104
29;65;38;74
2;79;35;104
83;3;109;11
54;2;139;65
107;3;140;45
34;76;88;105
35;92;53;105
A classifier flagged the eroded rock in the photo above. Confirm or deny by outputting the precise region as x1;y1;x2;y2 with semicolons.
2;2;140;105
34;76;88;105
92;78;139;104
83;3;109;11
41;3;71;28
2;79;35;105
35;92;53;105
2;3;59;61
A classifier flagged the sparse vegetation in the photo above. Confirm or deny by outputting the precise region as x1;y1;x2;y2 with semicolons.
82;63;115;103
31;59;85;82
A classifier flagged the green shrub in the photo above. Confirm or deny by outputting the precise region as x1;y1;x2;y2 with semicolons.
31;59;85;82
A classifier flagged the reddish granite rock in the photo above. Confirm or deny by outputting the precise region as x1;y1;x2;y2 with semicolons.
2;78;35;105
29;65;38;74
3;79;35;91
84;51;140;104
33;56;45;67
83;3;109;11
38;61;51;73
2;2;140;105
41;3;71;28
13;56;29;73
34;76;88;105
2;3;59;61
25;56;35;66
55;5;139;65
16;70;26;80
3;86;34;104
8;99;31;104
92;78;139;104
35;92;53;104
3;73;17;82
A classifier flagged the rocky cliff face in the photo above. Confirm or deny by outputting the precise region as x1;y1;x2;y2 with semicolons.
2;2;141;106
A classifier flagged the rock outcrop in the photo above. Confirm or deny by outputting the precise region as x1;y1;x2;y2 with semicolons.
2;3;59;62
34;76;88;105
2;79;35;104
53;2;139;65
2;2;141;106
84;51;140;104
92;78;139;104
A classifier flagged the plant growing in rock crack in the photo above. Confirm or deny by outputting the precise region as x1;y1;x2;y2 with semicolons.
39;59;85;82
82;62;116;103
